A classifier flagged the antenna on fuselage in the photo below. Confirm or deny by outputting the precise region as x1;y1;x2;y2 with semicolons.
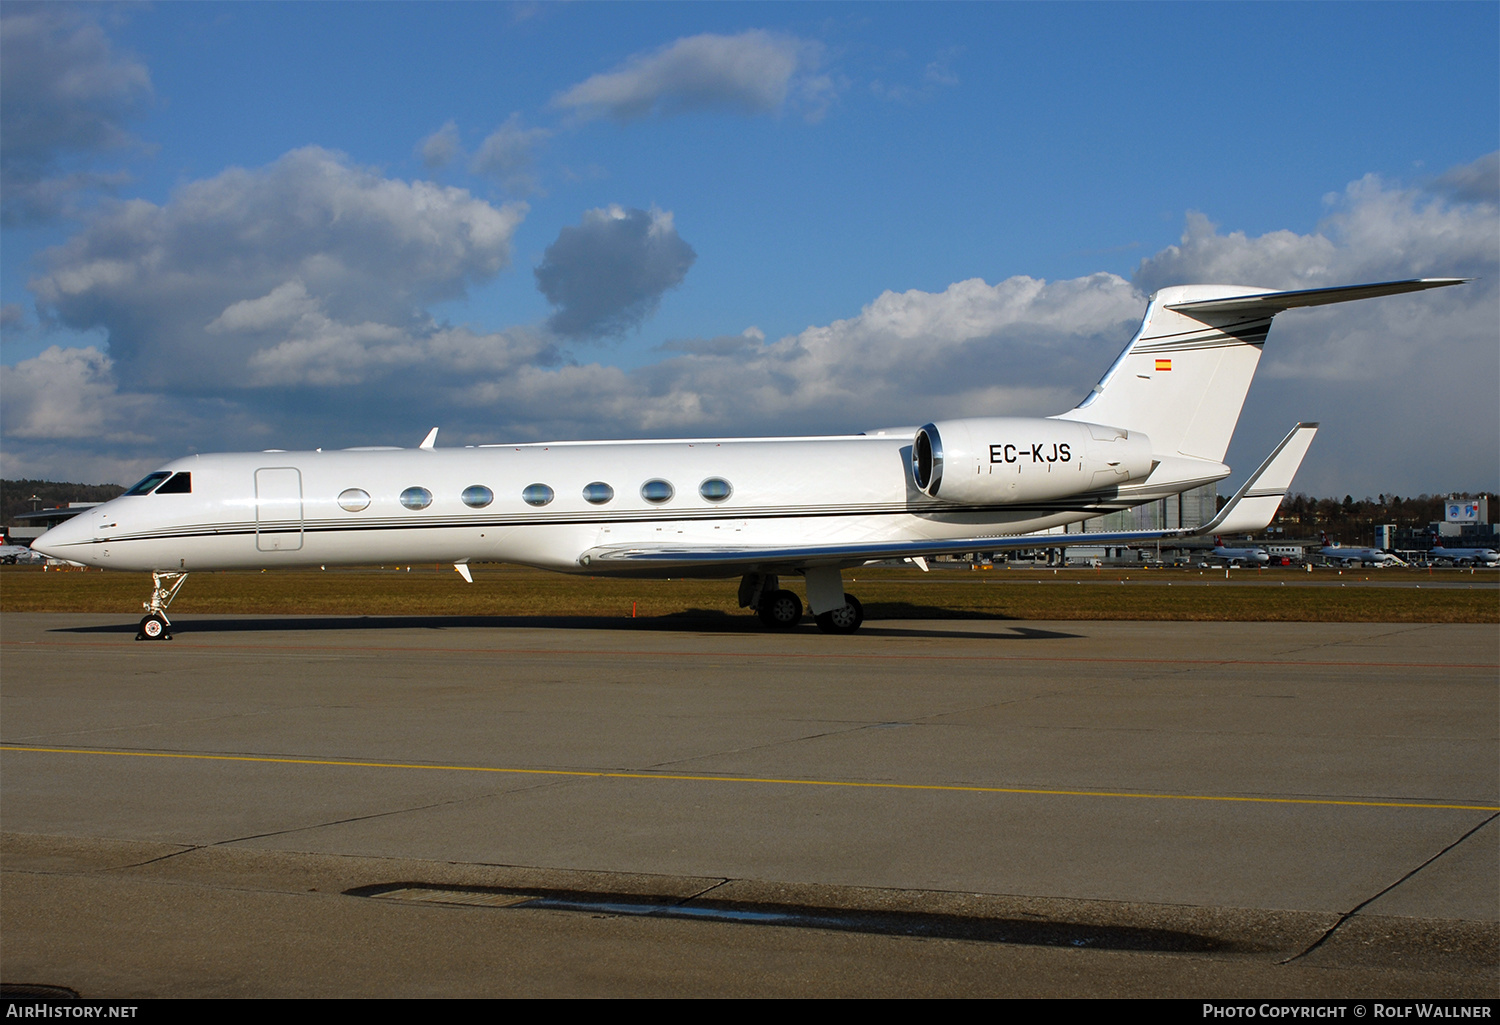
419;427;439;450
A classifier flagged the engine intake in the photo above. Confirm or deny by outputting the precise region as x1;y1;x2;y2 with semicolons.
911;418;1153;505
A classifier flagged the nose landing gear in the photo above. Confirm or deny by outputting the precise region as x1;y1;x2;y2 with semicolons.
136;571;188;641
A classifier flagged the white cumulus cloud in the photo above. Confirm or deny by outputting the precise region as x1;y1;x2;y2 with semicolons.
30;146;527;392
417;120;461;170
1432;151;1499;204
0;4;152;224
470;113;551;196
553;30;830;122
0;345;152;441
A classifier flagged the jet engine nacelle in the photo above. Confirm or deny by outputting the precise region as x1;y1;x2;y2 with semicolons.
911;417;1154;504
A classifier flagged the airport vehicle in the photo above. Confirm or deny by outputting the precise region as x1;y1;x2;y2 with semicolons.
31;278;1464;638
1428;541;1500;567
1210;536;1270;567
1318;532;1406;568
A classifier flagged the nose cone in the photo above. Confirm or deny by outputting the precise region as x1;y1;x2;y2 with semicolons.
31;514;90;562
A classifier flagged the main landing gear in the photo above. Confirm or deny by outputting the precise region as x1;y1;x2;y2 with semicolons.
136;571;188;641
757;586;804;629
738;569;866;634
813;593;864;635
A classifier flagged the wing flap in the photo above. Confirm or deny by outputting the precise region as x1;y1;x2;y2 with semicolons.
580;526;1211;571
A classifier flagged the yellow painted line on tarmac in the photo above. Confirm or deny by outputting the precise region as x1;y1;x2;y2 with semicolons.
4;745;1496;812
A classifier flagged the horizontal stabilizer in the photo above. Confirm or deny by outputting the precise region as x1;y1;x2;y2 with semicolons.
1164;278;1468;318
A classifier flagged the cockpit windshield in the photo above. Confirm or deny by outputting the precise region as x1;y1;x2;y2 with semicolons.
123;471;172;496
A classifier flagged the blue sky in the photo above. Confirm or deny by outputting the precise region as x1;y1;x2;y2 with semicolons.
2;1;1496;497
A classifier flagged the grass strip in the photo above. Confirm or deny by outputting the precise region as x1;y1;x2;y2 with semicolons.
3;564;1495;623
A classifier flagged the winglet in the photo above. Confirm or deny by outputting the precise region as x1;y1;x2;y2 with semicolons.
419;427;439;450
1195;423;1318;536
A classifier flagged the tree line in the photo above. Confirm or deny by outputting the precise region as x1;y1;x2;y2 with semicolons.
1266;492;1497;544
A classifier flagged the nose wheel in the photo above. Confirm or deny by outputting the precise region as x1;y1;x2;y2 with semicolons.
137;613;172;641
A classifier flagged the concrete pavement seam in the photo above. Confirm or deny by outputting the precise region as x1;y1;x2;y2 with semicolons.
1278;810;1500;965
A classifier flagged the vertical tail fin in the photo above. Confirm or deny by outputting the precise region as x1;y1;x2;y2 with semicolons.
1056;279;1466;463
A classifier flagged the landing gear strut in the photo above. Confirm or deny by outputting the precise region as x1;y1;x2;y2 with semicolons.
136;571;188;641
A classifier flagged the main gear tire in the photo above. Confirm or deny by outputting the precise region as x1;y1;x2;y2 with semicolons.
814;593;864;634
757;589;803;629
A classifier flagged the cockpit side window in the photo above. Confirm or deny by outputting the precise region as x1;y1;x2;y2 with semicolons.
154;472;192;494
123;472;172;496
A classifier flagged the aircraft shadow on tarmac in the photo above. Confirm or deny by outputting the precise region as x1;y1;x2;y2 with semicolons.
54;610;1083;642
346;883;1236;953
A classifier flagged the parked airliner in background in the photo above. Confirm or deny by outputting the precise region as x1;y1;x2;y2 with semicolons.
1319;532;1406;568
32;278;1465;638
0;544;44;565
1210;536;1270;567
1428;541;1500;567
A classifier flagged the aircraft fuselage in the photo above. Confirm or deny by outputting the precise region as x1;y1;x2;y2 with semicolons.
47;421;1171;576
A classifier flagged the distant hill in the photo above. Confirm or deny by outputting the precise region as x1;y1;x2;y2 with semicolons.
3;479;127;529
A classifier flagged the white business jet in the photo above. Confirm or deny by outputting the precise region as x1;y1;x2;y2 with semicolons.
32;278;1464;639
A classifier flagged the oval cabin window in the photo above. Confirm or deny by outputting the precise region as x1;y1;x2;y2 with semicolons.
582;482;614;505
640;479;675;504
699;478;732;502
462;485;494;509
400;487;433;511
522;483;554;507
338;488;371;512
